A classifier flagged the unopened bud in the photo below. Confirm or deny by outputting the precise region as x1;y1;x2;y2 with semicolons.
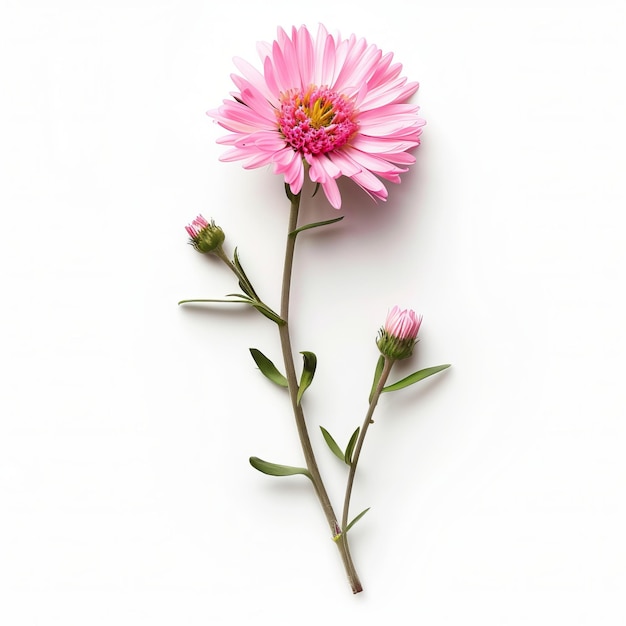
185;215;226;254
376;306;422;360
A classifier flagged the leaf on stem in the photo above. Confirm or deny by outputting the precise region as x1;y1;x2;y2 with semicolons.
251;302;286;326
296;351;317;405
320;426;345;462
178;297;251;305
369;355;385;403
249;457;312;479
288;216;344;238
344;427;360;465
233;247;260;300
249;348;288;387
344;507;371;534
382;364;451;393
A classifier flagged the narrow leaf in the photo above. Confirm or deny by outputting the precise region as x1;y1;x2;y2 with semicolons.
344;507;371;534
296;351;317;405
249;348;288;387
369;355;385;403
382;364;451;393
249;457;311;480
289;216;344;238
251;302;286;326
344;427;360;465
178;298;250;305
320;426;345;462
233;247;260;300
225;293;253;300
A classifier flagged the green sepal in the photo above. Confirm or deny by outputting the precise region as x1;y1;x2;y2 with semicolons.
296;351;317;405
344;507;371;534
249;348;288;388
284;182;299;202
369;355;385;403
289;216;344;239
320;426;345;462
344;427;360;465
249;457;312;480
382;364;451;393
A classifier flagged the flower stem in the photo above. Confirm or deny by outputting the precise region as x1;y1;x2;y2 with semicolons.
278;191;363;594
341;357;395;562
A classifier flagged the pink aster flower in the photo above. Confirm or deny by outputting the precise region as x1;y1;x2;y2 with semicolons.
377;306;423;360
208;25;425;209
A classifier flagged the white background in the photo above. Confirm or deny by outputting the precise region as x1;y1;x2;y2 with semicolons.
1;0;625;624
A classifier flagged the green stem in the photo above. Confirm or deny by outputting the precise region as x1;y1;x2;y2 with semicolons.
278;191;363;594
340;357;395;563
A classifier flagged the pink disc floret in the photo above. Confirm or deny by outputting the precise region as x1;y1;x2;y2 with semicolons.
278;86;358;155
185;214;210;239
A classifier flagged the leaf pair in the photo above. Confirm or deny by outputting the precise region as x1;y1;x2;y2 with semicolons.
249;348;316;406
320;426;360;465
178;249;285;325
248;456;370;536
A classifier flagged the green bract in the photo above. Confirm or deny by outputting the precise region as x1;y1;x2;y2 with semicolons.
376;329;417;360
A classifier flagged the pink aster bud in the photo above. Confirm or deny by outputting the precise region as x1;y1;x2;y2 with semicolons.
376;306;423;360
185;215;225;254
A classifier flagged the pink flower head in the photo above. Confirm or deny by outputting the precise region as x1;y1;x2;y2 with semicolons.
377;306;422;360
208;25;425;209
384;306;422;340
185;214;225;253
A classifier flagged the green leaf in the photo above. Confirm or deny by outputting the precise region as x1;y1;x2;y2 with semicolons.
251;302;286;326
296;351;317;405
320;426;345;462
249;457;312;480
249;348;288;387
224;293;253;300
233;247;260;300
288;216;344;238
344;427;360;465
369;355;385;403
178;298;250;305
344;507;371;534
382;364;451;393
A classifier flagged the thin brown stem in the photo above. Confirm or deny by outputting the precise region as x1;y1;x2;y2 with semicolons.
278;191;363;594
340;357;395;565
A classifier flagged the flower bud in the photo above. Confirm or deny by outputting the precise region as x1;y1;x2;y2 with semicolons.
185;215;225;254
376;306;422;360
